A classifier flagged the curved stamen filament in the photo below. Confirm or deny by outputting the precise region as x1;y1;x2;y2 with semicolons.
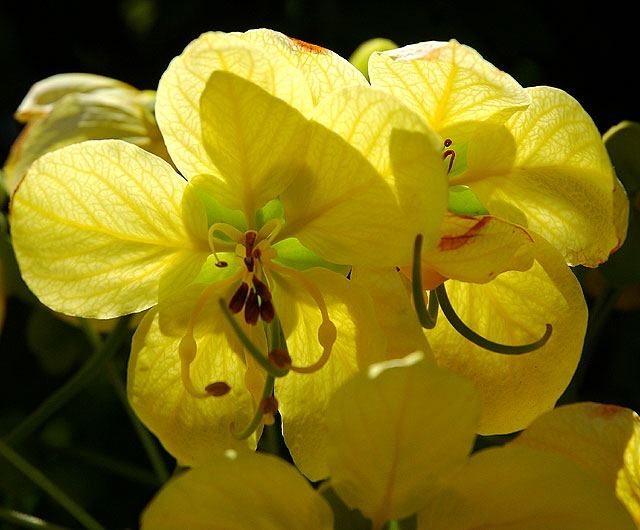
435;283;553;355
269;263;337;374
231;374;276;440
258;218;282;243
208;223;244;265
412;234;439;329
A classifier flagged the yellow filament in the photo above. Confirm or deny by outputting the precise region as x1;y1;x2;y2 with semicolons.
269;262;336;374
208;222;244;263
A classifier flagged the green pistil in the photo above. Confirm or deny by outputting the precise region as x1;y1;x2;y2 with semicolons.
435;283;553;355
411;234;438;329
232;374;276;440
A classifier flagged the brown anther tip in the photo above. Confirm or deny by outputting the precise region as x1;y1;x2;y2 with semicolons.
215;261;228;268
244;289;260;325
206;381;231;397
269;347;292;369
252;276;272;301
229;282;249;313
260;396;279;416
260;299;275;323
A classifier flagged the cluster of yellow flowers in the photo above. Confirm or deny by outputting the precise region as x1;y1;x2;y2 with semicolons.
3;28;638;529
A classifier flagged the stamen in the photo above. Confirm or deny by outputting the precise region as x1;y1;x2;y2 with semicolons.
205;381;232;397
229;282;249;313
232;374;276;440
257;218;283;242
260;299;275;323
435;283;553;355
269;347;292;369
208;222;244;265
178;333;210;399
218;299;289;378
252;276;271;301
244;289;260;325
412;234;439;329
443;138;456;174
269;263;337;374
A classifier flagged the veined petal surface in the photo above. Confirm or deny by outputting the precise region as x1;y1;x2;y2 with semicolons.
327;352;479;527
10;140;206;318
368;39;530;139
419;212;535;288
273;267;385;481
512;402;640;524
156;32;315;181
198;71;310;216
140;451;333;530
462;86;625;267
428;232;587;434
127;282;259;467
418;445;637;530
279;86;448;266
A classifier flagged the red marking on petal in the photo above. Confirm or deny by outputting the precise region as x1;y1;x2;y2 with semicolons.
288;36;328;54
438;216;491;251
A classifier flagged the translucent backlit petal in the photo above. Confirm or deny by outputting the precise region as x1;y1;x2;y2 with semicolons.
327;352;480;527
156;32;314;181
10;140;207;318
368;39;530;138
420;212;535;287
428;232;587;434
350;266;432;360
273;267;385;481
279;86;448;266
418;445;637;530
239;28;368;100
127;283;259;467
198;70;310;216
463;86;625;267
140;451;333;530
513;402;640;524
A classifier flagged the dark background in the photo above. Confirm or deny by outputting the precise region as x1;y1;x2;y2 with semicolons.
0;2;638;529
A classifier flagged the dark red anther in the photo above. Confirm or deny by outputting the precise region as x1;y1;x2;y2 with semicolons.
245;231;257;251
260;396;279;416
259;299;275;323
269;347;291;369
442;138;455;173
215;261;228;268
244;289;260;325
252;277;272;301
244;255;255;272
444;138;453;147
229;282;249;313
205;381;231;396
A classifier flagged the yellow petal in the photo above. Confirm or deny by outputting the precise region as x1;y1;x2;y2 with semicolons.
464;86;625;267
140;450;333;530
279;86;448;266
421;212;535;286
273;267;385;481
326;352;480;528
13;73;136;120
418;445;637;530
198;70;310;216
239;28;368;100
10;140;207;318
350;266;432;360
156;32;314;182
368;39;530;138
428;232;587;434
127;287;259;467
512;402;640;524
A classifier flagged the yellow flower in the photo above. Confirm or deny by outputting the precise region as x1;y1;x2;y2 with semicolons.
139;354;638;529
9;29;448;479
2;73;170;195
352;38;624;434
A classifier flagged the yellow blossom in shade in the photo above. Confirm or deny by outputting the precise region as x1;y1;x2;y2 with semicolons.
140;450;334;530
512;402;640;525
368;39;627;268
10;29;448;479
2;73;170;195
326;353;637;530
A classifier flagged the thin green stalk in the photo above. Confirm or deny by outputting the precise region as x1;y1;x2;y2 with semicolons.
0;507;73;530
0;440;107;530
4;317;132;446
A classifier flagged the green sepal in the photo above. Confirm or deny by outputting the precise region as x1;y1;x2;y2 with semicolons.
192;253;238;284
192;183;247;232
256;197;284;230
273;238;350;275
447;185;489;216
599;121;640;286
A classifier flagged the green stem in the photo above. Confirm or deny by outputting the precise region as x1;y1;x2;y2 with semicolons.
232;374;275;440
0;440;107;530
0;507;72;530
4;316;132;446
411;234;438;329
